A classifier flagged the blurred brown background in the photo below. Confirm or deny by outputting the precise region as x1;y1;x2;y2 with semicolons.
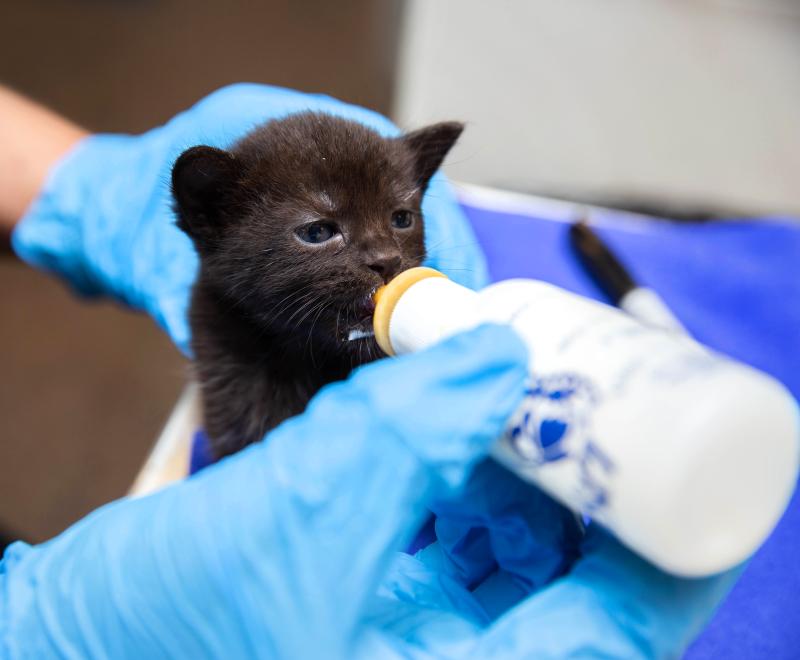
0;0;402;544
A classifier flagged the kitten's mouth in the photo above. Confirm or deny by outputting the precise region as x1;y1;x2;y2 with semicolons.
343;290;377;342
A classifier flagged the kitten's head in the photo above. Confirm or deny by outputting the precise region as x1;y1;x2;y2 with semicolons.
172;111;462;357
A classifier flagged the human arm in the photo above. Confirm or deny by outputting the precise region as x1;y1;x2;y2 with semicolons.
0;85;87;241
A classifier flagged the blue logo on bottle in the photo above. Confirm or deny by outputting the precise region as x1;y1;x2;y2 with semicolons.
506;373;615;513
508;374;596;464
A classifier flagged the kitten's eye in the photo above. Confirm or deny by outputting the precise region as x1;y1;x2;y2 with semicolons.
391;210;414;230
296;221;338;244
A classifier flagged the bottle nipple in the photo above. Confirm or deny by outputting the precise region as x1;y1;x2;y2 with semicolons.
372;267;447;355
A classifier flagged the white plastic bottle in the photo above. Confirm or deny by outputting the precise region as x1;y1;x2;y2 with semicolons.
372;268;800;577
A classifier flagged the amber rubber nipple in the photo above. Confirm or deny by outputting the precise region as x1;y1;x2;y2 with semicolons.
372;267;447;355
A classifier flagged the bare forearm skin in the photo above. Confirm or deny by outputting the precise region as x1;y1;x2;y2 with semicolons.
0;86;88;241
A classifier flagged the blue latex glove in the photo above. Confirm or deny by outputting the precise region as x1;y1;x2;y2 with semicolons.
12;83;488;355
0;326;737;658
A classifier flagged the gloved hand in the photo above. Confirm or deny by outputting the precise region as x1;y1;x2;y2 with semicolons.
11;83;488;355
1;325;737;659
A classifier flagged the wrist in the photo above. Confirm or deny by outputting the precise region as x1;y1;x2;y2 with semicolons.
0;87;87;238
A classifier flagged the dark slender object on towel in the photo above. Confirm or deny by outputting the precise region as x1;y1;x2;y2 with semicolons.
570;220;686;333
569;221;636;304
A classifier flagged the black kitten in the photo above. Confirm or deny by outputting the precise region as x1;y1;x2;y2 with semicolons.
172;112;463;459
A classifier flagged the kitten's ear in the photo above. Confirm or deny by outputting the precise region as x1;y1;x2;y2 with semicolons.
172;146;241;242
402;121;464;192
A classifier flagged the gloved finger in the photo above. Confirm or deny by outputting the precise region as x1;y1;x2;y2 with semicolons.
468;524;742;660
417;461;582;609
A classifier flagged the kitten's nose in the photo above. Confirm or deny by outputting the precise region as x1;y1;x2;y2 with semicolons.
366;252;402;283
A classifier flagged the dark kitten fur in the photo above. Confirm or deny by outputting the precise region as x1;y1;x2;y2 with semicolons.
173;112;463;459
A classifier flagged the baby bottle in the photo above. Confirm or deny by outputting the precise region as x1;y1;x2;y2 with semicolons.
373;268;799;577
